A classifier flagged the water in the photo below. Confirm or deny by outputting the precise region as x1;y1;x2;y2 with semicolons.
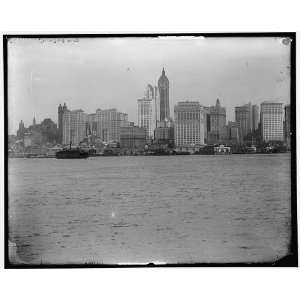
8;154;291;264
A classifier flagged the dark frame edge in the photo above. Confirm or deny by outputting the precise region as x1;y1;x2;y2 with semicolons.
3;32;298;268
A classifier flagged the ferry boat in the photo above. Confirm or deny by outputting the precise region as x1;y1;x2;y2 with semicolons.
56;147;89;159
214;145;231;155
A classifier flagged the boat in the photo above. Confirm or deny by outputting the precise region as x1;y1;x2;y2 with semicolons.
214;144;231;155
56;148;89;159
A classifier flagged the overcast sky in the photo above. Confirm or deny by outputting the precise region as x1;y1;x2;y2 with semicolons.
8;36;291;134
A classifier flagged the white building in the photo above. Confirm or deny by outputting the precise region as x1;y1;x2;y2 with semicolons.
95;108;129;142
174;101;206;147
137;84;159;139
260;101;284;142
62;109;87;145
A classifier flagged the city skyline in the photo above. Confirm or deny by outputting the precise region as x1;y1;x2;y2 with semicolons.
8;37;290;134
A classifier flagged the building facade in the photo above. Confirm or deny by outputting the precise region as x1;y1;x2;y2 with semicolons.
158;68;170;121
62;109;88;145
120;125;146;151
252;105;259;131
235;102;253;140
95;108;129;142
58;103;68;144
208;99;226;144
174;101;206;147
137;98;153;139
260;101;284;142
154;120;175;147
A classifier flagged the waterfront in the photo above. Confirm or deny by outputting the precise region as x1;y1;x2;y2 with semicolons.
8;154;291;264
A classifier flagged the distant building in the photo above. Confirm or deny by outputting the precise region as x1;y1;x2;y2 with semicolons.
252;105;259;131
284;104;290;148
17;120;25;138
154;119;174;147
120;125;146;151
86;113;97;136
208;98;226;144
158;68;170;121
174;101;206;147
137;98;154;139
227;121;240;145
235;102;253;140
260;101;284;142
95;108;129;142
62;109;87;145
58;103;68;144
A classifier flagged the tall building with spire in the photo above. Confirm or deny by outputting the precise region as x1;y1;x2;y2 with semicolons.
158;68;170;121
137;84;159;139
58;103;68;144
208;98;226;143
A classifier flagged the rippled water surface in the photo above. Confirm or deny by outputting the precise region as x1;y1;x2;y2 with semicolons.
8;154;291;264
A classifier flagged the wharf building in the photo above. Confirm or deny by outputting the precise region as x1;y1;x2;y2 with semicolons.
120;123;146;153
207;98;226;144
174;101;206;147
284;104;290;148
154;119;175;147
260;101;284;142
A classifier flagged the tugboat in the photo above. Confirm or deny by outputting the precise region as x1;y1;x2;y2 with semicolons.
56;139;89;159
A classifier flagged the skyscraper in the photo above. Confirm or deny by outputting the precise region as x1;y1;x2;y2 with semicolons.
174;101;206;147
58;103;68;144
137;84;158;139
252;105;259;131
235;102;253;140
158;68;170;121
208;98;226;143
62;109;87;145
95;108;129;142
260;101;284;142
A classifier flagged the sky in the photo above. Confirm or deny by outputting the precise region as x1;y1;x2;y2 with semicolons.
7;36;291;134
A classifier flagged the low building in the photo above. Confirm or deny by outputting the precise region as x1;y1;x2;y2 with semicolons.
154;119;174;147
120;125;146;151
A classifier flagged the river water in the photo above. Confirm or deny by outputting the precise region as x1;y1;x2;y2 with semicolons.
8;154;291;264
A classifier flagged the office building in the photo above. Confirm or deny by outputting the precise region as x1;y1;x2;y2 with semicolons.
95;108;129;142
235;102;253;140
120;124;146;151
174;101;206;147
154;119;174;147
58;103;68;144
260;101;284;142
208;99;226;143
158;68;170;121
62;109;87;145
252;105;259;131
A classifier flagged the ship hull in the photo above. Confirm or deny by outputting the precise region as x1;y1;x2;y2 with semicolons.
56;150;89;159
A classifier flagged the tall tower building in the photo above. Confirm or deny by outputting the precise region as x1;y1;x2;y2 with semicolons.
208;98;226;143
158;68;170;121
95;108;129;142
33;116;36;126
174;101;206;147
137;84;159;139
260;101;284;142
58;103;68;144
235;102;253;140
62;109;87;145
252;105;259;131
